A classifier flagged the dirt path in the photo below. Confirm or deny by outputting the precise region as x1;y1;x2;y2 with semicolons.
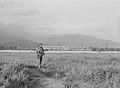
24;66;65;88
45;78;64;88
0;65;65;88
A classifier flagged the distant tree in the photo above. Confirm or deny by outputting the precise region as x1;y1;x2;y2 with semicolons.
0;45;3;50
10;46;13;50
14;46;17;50
6;46;9;50
91;47;98;51
100;48;104;51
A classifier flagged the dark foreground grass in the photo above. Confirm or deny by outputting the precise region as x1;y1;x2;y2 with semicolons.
0;63;65;88
0;63;46;88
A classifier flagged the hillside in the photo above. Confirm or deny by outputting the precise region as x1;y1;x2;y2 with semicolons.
0;28;120;48
37;34;120;48
0;29;37;49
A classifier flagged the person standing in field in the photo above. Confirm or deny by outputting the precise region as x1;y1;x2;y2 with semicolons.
36;43;45;68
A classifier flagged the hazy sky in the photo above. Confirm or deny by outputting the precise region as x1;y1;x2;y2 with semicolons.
0;0;120;42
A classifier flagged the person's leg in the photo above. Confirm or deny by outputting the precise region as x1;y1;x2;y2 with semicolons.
38;55;41;68
39;56;43;67
37;54;39;59
37;54;40;67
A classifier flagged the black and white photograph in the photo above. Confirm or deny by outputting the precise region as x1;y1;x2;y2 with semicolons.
0;0;120;88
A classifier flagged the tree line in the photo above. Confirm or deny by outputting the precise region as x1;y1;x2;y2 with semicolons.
90;47;120;51
0;45;18;50
0;44;120;51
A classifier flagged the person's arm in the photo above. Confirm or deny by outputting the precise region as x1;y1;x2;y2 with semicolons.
42;47;45;55
35;48;39;54
35;48;37;52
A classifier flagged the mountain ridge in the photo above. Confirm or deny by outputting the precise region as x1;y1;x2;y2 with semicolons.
0;29;37;49
37;34;120;48
0;28;120;48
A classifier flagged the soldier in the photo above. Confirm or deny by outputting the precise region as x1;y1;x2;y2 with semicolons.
36;43;45;68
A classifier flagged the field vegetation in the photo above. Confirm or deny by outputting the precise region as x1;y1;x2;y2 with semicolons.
0;52;120;88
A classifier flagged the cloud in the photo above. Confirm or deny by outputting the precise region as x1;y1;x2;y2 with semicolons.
8;9;41;17
0;0;24;10
0;0;119;42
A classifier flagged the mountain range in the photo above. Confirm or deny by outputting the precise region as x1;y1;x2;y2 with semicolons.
0;28;120;48
0;29;37;49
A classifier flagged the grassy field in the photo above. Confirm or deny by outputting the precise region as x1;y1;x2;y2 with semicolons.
1;52;120;88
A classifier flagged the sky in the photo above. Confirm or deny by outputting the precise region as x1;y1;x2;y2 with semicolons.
0;0;120;42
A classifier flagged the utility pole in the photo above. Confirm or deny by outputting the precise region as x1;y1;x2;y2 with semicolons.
81;43;84;53
58;43;61;51
81;43;85;59
58;42;62;58
106;43;108;53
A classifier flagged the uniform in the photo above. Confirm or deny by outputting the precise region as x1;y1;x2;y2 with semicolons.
36;45;45;67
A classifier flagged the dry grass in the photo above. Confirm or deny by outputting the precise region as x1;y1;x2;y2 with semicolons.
1;52;120;88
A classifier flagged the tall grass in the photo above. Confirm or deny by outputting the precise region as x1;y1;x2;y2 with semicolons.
0;63;46;88
43;53;120;88
1;53;120;88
